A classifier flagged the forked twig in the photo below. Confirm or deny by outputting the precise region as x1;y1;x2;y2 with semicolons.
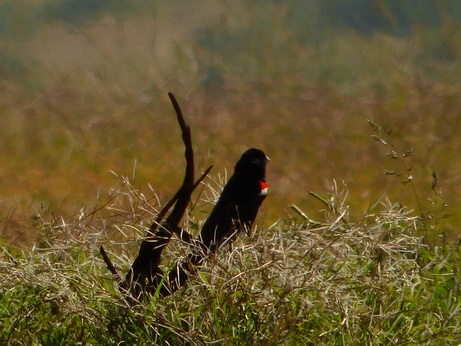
102;92;212;302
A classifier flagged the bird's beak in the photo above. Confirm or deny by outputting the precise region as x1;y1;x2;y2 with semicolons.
265;156;270;162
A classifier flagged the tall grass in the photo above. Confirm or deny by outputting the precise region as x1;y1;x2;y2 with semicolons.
1;178;461;344
1;2;460;245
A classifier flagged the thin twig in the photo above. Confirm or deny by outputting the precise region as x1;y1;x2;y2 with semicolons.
99;245;121;281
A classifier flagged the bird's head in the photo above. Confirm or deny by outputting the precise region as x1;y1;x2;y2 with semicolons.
234;148;269;180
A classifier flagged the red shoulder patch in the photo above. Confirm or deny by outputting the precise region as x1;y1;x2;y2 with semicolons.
260;180;268;195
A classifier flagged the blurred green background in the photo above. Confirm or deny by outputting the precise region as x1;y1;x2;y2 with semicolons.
1;0;460;244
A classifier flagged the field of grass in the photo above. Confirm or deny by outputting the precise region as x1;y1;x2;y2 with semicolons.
1;1;461;343
1;1;460;244
2;181;461;344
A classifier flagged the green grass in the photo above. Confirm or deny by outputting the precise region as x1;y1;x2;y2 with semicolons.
1;180;461;344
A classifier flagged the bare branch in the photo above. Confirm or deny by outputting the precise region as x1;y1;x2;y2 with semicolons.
102;93;216;302
118;92;200;301
99;245;121;281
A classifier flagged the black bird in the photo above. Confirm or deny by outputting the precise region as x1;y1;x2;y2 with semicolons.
199;148;269;254
165;148;269;295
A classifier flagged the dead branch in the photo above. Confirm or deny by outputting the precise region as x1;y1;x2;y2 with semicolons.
113;93;212;301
